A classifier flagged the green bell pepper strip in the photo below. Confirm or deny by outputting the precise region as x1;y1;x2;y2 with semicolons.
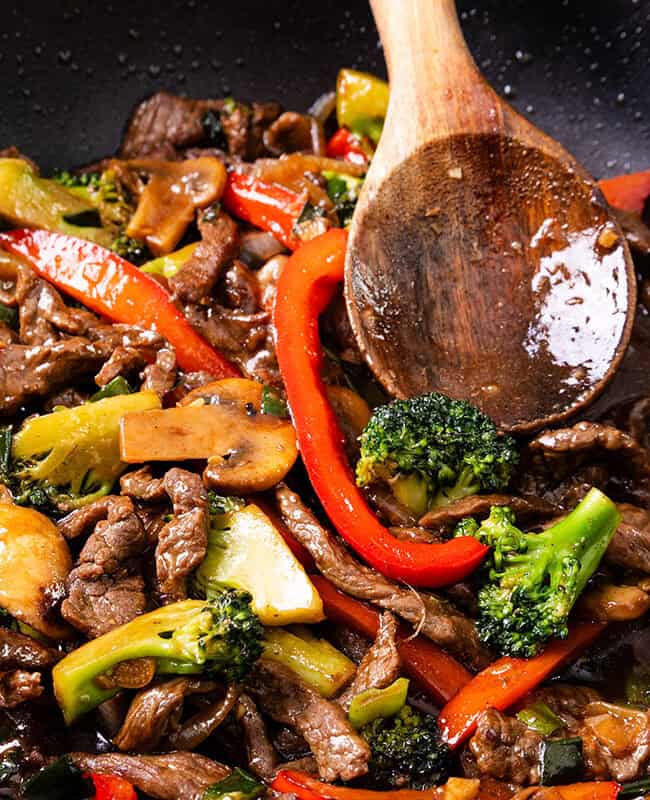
348;677;409;728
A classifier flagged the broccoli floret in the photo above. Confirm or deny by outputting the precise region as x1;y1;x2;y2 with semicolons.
457;487;620;657
54;168;149;264
53;590;263;723
323;170;364;228
360;705;451;789
10;391;160;514
356;392;518;516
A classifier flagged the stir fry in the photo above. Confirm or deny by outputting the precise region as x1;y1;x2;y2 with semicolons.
1;68;650;800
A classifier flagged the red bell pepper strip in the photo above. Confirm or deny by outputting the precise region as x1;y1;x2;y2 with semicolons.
438;622;606;748
222;172;305;250
89;772;137;800
599;169;650;215
311;575;471;705
326;127;371;167
272;770;441;800
274;229;488;587
556;784;621;800
0;228;239;378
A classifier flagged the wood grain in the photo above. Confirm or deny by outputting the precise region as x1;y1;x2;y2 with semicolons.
345;0;636;431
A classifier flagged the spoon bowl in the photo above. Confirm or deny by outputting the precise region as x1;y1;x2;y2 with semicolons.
345;0;636;431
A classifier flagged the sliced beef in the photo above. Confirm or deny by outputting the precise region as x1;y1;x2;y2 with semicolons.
0;317;163;415
141;348;177;397
337;612;400;711
247;658;370;782
522;421;650;506
113;677;216;752
57;496;117;540
155;468;208;603
221;260;261;313
120;466;166;502
364;484;418;527
120;91;281;161
120;92;224;159
607;503;650;573
169;211;239;303
0;339;110;415
220;101;282;160
61;496;147;638
469;709;542;784
263;111;326;156
0;670;43;708
183;301;279;386
14;262;99;345
70;751;230;800
276;485;489;670
0;628;60;671
530;421;650;473
419;494;557;532
235;693;277;780
95;345;149;386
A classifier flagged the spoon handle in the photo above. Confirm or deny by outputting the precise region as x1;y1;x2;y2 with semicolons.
370;0;501;154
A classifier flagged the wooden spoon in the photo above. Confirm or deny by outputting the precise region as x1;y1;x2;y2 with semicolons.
345;0;636;432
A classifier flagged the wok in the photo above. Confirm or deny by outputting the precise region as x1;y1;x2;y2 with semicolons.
1;0;649;179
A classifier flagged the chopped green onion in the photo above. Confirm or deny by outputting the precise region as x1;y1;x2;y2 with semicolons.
348;677;410;729
90;376;133;402
516;701;564;736
261;385;288;418
202;767;264;800
0;303;17;329
620;778;650;799
23;756;90;800
0;425;12;480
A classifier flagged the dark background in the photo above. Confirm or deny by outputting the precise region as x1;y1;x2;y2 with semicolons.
1;0;648;177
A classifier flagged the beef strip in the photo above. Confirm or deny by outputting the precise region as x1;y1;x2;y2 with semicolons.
141;348;177;397
61;496;147;638
247;659;370;782
169;211;239;303
155;468;208;603
521;421;650;506
0;323;163;415
0;670;43;708
419;494;557;532
57;496;117;540
221;260;260;313
183;300;279;386
276;485;489;670
607;503;650;572
469;709;542;784
235;693;278;781
120;91;281;160
95;345;149;386
120;92;224;159
113;677;217;752
119;466;166;502
0;628;60;670
70;752;230;800
337;612;400;711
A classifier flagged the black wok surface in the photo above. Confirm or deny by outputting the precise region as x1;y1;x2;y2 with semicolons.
1;0;649;177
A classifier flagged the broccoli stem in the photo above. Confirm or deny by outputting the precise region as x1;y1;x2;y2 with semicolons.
521;487;619;598
53;601;224;723
432;465;480;507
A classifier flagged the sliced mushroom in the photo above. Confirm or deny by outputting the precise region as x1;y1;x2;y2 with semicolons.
125;157;227;255
0;503;71;638
120;378;298;493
